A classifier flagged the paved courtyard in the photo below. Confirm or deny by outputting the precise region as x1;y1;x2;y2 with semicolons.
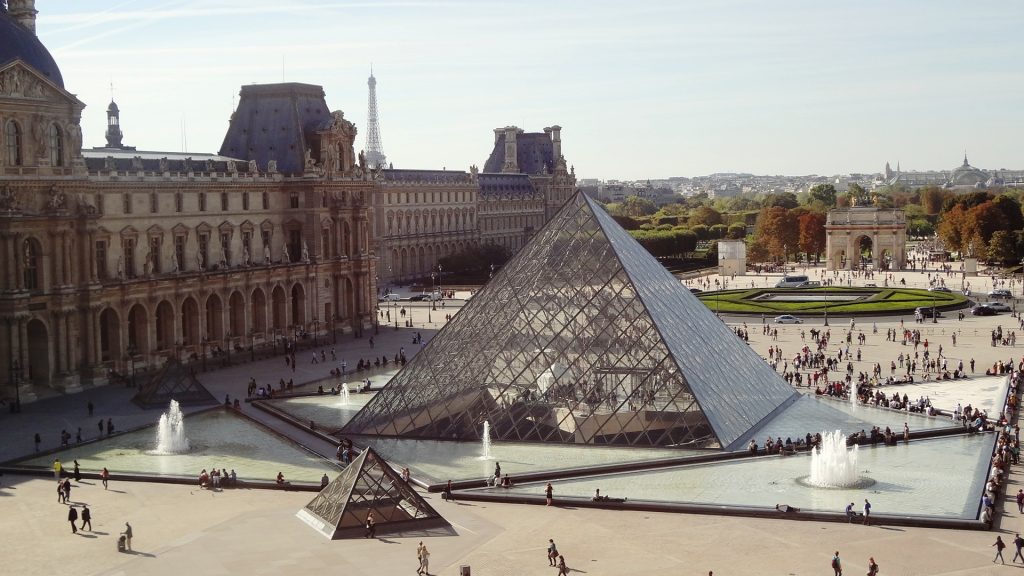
3;267;1024;575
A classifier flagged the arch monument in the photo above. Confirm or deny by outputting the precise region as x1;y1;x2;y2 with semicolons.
824;207;906;271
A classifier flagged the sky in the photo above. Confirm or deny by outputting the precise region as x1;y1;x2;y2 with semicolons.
29;0;1024;180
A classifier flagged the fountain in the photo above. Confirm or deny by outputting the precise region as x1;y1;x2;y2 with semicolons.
807;430;871;488
340;383;351;406
155;400;190;454
479;420;493;461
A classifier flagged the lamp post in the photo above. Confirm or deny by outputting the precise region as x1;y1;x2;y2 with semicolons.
126;345;137;388
823;287;829;327
429;271;437;324
437;264;443;303
225;332;232;366
249;330;256;362
312;317;320;347
931;289;938;324
272;328;278;355
9;359;21;413
331;314;338;344
201;336;209;372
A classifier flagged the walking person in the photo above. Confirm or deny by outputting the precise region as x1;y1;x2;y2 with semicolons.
994;536;1007;564
831;551;842;576
862;499;872;525
73;460;81;482
548;539;558;566
101;467;110;490
556;554;569;576
1013;534;1024;564
417;541;430;575
67;506;79;534
364;511;376;539
57;481;65;503
34;432;40;452
1017;489;1023;514
867;557;879;576
80;505;92;531
62;478;71;503
545;482;553;506
53;458;62;480
122;522;133;551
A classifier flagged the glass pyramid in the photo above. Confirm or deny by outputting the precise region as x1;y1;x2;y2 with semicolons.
343;192;797;450
132;359;217;409
296;447;448;539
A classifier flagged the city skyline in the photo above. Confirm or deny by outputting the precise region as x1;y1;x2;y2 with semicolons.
38;0;1024;180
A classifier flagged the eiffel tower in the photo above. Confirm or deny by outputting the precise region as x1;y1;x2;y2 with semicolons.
364;67;386;169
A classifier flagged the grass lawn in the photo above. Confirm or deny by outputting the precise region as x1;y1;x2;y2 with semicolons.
696;287;969;316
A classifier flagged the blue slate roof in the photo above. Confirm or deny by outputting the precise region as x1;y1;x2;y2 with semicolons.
483;132;555;175
218;83;330;176
477;173;537;196
0;8;64;87
381;169;471;184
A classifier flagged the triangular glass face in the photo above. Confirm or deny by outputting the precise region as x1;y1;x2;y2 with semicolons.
132;359;217;408
299;448;447;539
343;193;796;450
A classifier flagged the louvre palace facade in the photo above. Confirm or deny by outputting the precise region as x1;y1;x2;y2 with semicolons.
0;3;377;401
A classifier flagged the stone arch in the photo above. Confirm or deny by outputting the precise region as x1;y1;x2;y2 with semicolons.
181;297;200;346
291;282;306;327
26;318;50;385
417;245;425;276
205;293;224;341
251;287;268;333
155;300;174;351
824;208;907;271
127;303;150;354
99;308;121;363
229;290;246;337
271;285;286;331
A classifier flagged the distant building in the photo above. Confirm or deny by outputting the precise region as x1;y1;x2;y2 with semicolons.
882;155;1024;190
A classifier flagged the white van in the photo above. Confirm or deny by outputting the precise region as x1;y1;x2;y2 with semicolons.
775;275;810;288
378;293;401;302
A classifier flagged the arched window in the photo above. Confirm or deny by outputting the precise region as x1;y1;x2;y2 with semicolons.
48;124;63;167
23;238;40;290
5;120;23;166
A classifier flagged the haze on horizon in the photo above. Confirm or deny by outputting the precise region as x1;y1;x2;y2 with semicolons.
37;0;1024;180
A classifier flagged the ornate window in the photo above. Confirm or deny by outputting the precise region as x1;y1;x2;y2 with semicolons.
221;192;229;211
49;124;63;167
123;193;132;214
123;237;136;278
175;192;183;213
174;235;185;271
289;193;299;209
149;235;162;274
199;192;207;212
95;239;108;280
5;120;22;166
23;238;40;290
262;191;269;210
242;192;250;210
150;192;158;213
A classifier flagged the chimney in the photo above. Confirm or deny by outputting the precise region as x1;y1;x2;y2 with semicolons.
501;126;520;173
8;0;38;35
550;125;562;160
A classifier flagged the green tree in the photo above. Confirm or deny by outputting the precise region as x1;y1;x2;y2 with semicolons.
907;218;934;238
762;192;799;210
726;223;747;239
710;223;728;239
690;224;710;240
919;186;949;216
807;184;837;208
988;230;1019;264
620;195;658;218
689;206;723;227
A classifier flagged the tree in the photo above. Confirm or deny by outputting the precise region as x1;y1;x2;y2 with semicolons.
710;223;728;239
993;194;1024;232
807;184;837;208
690;224;710;241
620;195;658;218
964;201;1008;250
919;186;949;216
937;204;967;253
988;230;1019;264
797;212;827;263
907;218;934;238
689;206;723;227
726;223;746;239
755;206;798;261
437;243;512;276
762;192;799;210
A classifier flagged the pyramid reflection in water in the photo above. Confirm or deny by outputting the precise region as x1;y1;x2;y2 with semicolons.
343;193;797;450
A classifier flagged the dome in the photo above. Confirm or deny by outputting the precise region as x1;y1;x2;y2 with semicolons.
0;8;64;88
950;157;988;186
107;100;119;113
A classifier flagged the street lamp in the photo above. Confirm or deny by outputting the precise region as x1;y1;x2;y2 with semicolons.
823;286;829;327
249;330;256;362
312;317;320;347
272;328;279;355
125;345;137;388
225;332;232;366
9;359;22;413
931;289;938;324
201;336;209;372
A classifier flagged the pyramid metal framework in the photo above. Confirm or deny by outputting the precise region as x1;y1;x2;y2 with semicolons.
343;192;797;450
296;448;448;539
131;359;218;409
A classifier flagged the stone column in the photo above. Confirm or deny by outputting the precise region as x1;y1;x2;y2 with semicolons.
13;233;24;289
53;311;66;375
87;232;97;282
63;233;73;286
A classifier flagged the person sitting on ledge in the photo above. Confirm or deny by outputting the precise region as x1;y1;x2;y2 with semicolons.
317;385;324;395
775;503;800;513
199;469;210;488
592;489;627;503
500;474;514;488
276;471;286;485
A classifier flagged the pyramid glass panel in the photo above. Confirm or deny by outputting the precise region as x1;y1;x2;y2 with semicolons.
297;448;448;539
342;193;797;450
132;359;217;408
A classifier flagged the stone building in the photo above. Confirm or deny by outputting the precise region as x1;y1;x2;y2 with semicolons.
0;3;375;403
374;125;576;285
824;207;906;271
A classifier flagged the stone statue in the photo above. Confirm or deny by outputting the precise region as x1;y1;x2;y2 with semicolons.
358;150;366;172
323;144;338;175
32;115;47;157
46;186;66;210
172;254;180;273
159;157;169;173
183;157;193;172
104;156;116;171
267;159;278;173
0;185;21;211
242;246;251;266
304;148;316;170
248;159;258;174
196;249;205;271
116;255;124;279
263;244;271;264
226;160;237;174
205;159;215;173
144;254;153;276
283;246;291;264
65;123;82;155
131;156;144;171
301;241;310;263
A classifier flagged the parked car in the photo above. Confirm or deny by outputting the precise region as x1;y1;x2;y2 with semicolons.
928;286;952;293
971;305;999;316
914;307;943;318
773;314;803;324
989;289;1013;299
378;293;401;302
408;294;429;301
689;287;703;294
986;302;1012;313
